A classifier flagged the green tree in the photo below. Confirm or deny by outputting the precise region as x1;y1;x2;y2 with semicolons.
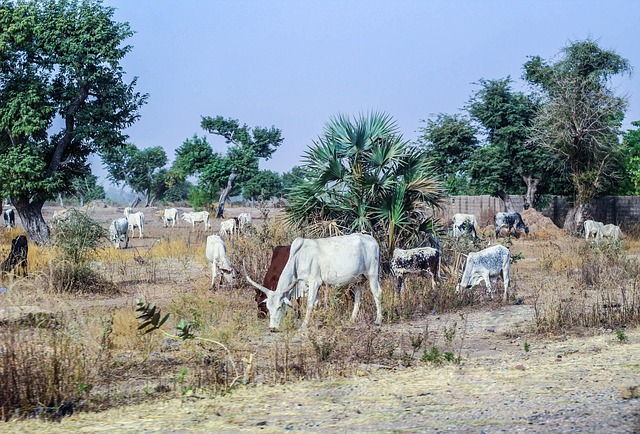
66;172;105;206
466;77;559;209
174;117;284;207
416;113;478;195
286;112;446;256
103;144;168;207
525;39;631;230
242;170;283;200
0;0;146;244
616;121;640;195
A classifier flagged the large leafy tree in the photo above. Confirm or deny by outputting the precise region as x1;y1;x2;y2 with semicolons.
103;144;168;207
416;113;478;195
525;39;631;230
242;170;283;200
466;78;559;209
0;0;146;244
286;112;446;257
174;117;284;207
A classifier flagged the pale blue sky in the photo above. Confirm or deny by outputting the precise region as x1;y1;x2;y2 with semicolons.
97;0;640;177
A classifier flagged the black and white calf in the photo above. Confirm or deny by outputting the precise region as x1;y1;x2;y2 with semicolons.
391;247;440;292
456;244;510;301
1;234;28;277
452;213;478;238
494;212;529;238
3;209;15;230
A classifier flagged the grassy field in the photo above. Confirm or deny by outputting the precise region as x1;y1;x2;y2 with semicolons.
1;204;639;431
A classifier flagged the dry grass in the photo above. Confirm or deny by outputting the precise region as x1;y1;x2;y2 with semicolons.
1;207;640;422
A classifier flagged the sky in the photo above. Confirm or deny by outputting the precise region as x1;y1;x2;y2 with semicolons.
94;0;640;179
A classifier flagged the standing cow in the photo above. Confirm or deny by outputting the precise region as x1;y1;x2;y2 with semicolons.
452;213;478;239
205;235;236;288
456;245;510;302
163;208;179;228
245;233;383;330
494;212;529;238
600;224;622;241
391;247;440;292
3;209;15;230
583;219;604;241
254;245;292;317
109;218;130;249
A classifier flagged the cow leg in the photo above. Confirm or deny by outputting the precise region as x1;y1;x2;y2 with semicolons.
482;271;493;299
394;275;404;293
367;276;383;326
502;262;511;302
301;281;321;329
211;262;217;288
350;284;364;322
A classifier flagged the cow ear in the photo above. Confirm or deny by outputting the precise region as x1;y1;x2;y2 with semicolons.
283;297;293;307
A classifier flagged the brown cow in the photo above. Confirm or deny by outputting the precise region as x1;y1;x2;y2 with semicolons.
255;245;291;317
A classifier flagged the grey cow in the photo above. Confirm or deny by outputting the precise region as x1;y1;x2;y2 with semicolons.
456;244;510;302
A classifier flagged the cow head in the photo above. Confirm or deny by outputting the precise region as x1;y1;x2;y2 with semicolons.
243;262;296;330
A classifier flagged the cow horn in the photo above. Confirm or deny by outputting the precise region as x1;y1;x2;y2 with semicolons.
242;260;271;295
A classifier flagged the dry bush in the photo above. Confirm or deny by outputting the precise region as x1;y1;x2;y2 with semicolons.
0;321;96;420
533;240;640;332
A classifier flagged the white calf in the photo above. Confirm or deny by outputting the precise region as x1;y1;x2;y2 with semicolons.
584;219;604;240
162;208;179;228
600;224;622;241
124;207;144;239
205;235;236;287
237;212;252;233
219;218;237;238
182;211;210;230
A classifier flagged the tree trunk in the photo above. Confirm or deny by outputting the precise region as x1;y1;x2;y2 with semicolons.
522;175;541;209
13;198;50;246
563;202;586;234
216;171;237;218
57;193;64;207
496;190;515;212
129;195;141;208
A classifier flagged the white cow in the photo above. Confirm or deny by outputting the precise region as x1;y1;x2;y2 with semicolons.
181;211;210;230
584;219;604;240
109;218;130;249
456;244;511;302
123;207;144;239
205;235;236;287
452;213;478;238
600;224;622;241
237;212;252;233
245;233;383;330
163;208;179;228
219;218;237;238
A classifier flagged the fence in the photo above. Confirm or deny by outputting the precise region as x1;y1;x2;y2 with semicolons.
436;195;640;228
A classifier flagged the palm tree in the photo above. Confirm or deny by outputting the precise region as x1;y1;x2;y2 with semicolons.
285;112;446;257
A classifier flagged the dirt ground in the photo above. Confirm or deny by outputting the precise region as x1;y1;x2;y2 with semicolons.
2;205;640;432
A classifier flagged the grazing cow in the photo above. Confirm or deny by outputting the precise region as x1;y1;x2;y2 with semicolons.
452;213;478;239
181;211;210;230
245;233;383;330
456;245;510;302
237;212;252;233
3;209;15;229
494;212;529;238
109;218;130;249
1;234;28;277
205;235;236;288
600;224;622;241
162;208;179;228
219;218;237;238
584;219;604;240
391;247;440;292
123;207;144;239
254;245;292;317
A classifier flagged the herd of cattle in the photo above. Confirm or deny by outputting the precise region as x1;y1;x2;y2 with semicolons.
0;207;627;331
